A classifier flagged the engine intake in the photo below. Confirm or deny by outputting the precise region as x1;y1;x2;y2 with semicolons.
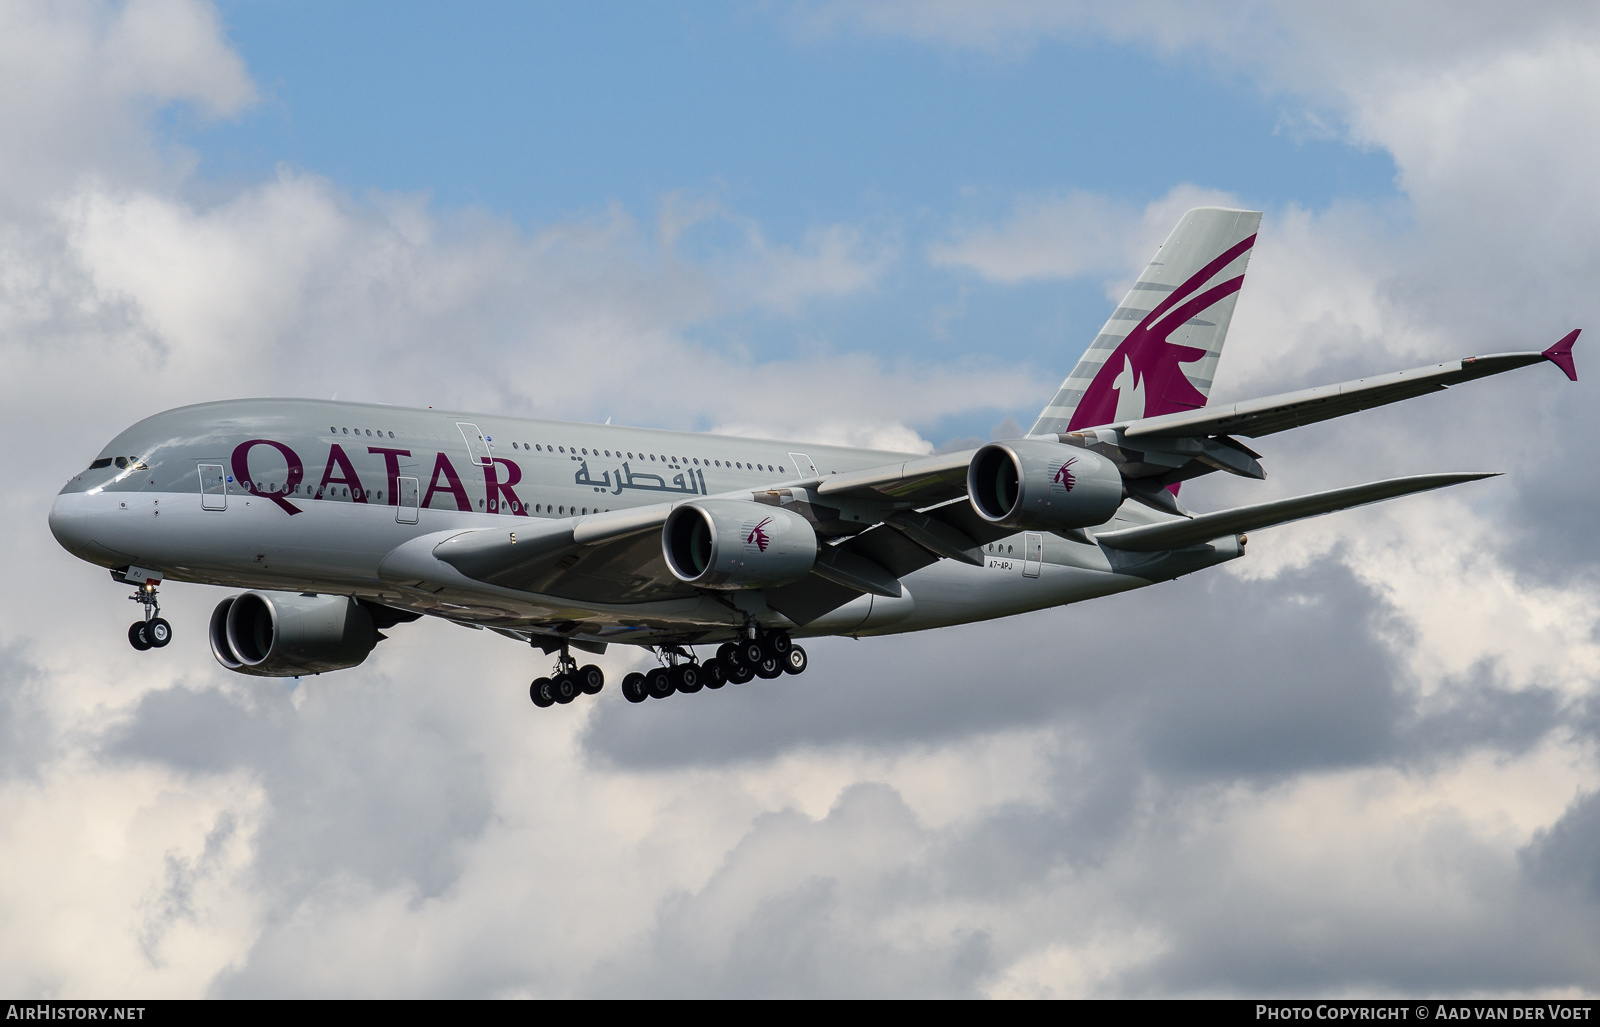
209;591;380;677
968;439;1123;530
662;499;818;588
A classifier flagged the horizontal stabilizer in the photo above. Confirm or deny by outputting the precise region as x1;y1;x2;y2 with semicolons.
1120;333;1580;441
1095;472;1498;552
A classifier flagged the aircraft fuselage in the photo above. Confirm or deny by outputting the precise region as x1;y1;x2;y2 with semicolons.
49;398;1238;648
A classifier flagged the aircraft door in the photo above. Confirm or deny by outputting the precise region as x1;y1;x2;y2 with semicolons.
457;422;493;468
789;452;818;477
396;476;420;524
199;463;227;511
1023;532;1043;578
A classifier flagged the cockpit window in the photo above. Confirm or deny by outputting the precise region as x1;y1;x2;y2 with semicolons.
98;456;149;471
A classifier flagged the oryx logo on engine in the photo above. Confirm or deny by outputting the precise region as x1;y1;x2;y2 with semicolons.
1053;458;1079;492
744;517;773;552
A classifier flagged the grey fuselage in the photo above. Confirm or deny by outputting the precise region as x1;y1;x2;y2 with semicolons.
49;399;1240;647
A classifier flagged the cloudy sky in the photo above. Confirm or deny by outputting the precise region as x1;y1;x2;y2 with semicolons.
4;0;1600;998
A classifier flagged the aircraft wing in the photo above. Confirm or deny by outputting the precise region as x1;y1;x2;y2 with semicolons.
1115;331;1578;441
810;450;975;505
1093;472;1495;551
424;499;698;602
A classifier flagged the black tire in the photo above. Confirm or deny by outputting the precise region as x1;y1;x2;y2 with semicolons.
621;672;648;703
553;673;578;704
782;645;807;675
701;658;727;689
672;663;702;693
763;631;791;659
738;639;765;667
755;656;782;679
646;667;675;699
530;678;556;708
717;642;741;667
146;617;172;648
577;664;605;695
128;622;151;651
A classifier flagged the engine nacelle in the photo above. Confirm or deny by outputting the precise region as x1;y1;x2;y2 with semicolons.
209;591;379;677
662;499;818;589
968;439;1124;530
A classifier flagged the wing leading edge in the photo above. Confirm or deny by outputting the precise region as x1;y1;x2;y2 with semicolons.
1116;331;1579;442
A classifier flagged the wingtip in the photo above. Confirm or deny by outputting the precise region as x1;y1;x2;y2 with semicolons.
1542;329;1580;382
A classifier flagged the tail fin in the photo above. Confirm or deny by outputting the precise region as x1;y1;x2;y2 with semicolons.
1030;207;1262;435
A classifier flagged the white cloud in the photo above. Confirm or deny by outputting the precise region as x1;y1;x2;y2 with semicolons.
928;185;1242;286
0;0;253;207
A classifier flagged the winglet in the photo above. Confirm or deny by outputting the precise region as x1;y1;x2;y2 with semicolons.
1543;329;1580;381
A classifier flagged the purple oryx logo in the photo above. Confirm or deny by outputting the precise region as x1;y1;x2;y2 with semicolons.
1053;458;1078;491
746;517;773;552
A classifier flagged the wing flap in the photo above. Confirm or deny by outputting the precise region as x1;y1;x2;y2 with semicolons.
1094;472;1497;552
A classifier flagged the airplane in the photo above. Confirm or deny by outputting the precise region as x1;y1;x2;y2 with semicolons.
48;207;1580;708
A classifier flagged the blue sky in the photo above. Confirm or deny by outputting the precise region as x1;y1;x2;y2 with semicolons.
198;1;1396;226
177;0;1400;445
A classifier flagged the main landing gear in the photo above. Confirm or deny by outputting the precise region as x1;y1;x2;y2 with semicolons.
529;646;605;709
619;628;807;704
126;582;171;651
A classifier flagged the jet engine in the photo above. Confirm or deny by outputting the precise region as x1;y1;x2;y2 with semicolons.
209;591;379;677
662;499;818;588
968;439;1124;530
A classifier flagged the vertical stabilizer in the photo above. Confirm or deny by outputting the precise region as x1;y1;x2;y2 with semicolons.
1031;207;1262;435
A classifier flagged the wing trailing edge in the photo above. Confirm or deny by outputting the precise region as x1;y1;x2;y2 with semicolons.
1094;472;1498;552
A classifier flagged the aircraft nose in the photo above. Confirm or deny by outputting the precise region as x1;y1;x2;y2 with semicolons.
49;492;94;561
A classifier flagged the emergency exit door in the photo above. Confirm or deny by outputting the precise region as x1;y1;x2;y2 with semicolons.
1023;532;1043;578
198;464;227;511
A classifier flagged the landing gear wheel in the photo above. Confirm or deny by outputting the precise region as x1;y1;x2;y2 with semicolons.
621;672;648;703
725;660;755;685
782;645;807;675
646;667;675;699
755;656;783;679
738;639;765;667
763;631;791;660
128;621;151;651
146;617;172;648
530;678;556;707
701;659;728;689
672;663;702;694
717;642;740;667
553;673;578;704
577;664;605;694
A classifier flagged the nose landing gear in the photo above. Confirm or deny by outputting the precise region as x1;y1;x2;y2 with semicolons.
126;582;171;651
